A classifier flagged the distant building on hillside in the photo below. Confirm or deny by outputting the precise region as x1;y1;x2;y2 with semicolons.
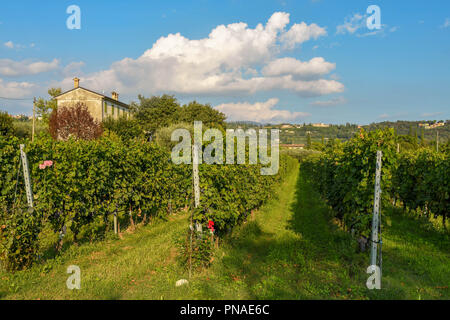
419;122;445;130
280;144;305;150
54;77;131;122
312;123;330;128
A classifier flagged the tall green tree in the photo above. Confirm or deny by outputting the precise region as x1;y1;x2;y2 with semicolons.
130;94;181;133
420;127;425;146
414;128;418;146
36;88;62;123
178;101;226;129
306;132;312;150
0;111;15;136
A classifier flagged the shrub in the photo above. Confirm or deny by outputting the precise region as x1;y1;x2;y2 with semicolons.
0;111;15;137
49;103;103;140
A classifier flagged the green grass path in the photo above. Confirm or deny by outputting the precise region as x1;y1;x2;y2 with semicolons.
1;162;448;299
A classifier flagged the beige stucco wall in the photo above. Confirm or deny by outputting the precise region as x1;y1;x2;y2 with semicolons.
103;100;131;120
56;88;131;122
56;89;104;122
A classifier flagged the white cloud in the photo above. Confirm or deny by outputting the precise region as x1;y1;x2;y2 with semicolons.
442;18;450;28
215;98;310;123
378;113;389;120
421;112;443;117
389;26;398;33
0;58;60;76
59;12;342;98
336;13;366;35
62;61;85;77
0;78;35;98
336;13;394;37
3;41;35;49
4;41;14;49
309;96;347;107
280;22;327;49
262;57;335;79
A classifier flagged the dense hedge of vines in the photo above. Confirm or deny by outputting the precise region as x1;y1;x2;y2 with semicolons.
302;128;449;237
302;129;398;237
392;150;449;224
0;135;293;270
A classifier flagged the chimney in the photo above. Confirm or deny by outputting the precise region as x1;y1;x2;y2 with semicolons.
73;77;80;88
111;91;119;101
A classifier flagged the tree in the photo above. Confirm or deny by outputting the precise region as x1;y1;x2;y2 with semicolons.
178;101;226;129
36;88;62;122
420;127;425;146
0;111;14;136
131;94;181;133
103;117;143;142
414;128;418;146
306;132;312;150
49;102;103;140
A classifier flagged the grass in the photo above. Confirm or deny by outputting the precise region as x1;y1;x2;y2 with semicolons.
0;162;448;299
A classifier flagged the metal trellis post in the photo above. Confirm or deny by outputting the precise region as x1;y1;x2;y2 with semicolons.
20;144;34;209
370;151;382;269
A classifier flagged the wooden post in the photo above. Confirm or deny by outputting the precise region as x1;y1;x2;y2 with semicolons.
114;212;118;235
32;98;36;142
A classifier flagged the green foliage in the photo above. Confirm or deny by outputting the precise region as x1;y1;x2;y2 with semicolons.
306;132;312;150
103;117;143;142
154;122;194;151
179;101;226;129
303;127;449;236
0;206;41;271
302;128;398;237
392;150;449;224
176;229;215;271
131;94;181;133
0;133;293;270
0;111;15;137
35;88;61;123
131;94;227;135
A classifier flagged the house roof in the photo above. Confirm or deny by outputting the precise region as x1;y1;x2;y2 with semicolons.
54;86;130;109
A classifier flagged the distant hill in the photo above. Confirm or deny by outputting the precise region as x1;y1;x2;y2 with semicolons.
225;120;450;145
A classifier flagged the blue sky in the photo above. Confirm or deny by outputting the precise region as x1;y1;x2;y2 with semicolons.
0;0;449;124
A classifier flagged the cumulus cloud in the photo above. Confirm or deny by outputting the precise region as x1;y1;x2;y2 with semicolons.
336;13;366;35
4;41;14;49
0;78;35;98
336;13;395;37
60;12;341;98
215;98;310;123
309;96;347;107
0;58;60;77
280;22;327;49
3;41;35;49
262;57;335;79
62;61;85;77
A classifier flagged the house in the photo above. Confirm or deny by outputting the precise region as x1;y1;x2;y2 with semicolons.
54;77;131;122
280;144;305;150
312;123;330;128
419;122;445;130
